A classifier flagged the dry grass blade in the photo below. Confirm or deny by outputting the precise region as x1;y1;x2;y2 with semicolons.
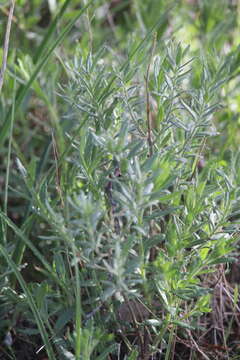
0;0;15;93
145;32;157;157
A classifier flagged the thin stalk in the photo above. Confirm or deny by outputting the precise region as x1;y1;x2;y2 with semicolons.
164;323;176;360
3;63;16;244
51;130;64;207
0;0;15;93
83;0;93;51
72;240;82;359
0;245;56;360
145;33;157;269
33;0;72;63
145;32;157;157
0;210;66;291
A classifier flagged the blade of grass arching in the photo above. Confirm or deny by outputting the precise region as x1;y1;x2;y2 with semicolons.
10;139;52;276
0;0;94;147
0;245;56;360
0;0;15;93
10;213;42;288
9;142;60;286
33;0;72;63
3;61;16;245
0;210;64;289
10;135;70;285
2;0;73;164
72;241;82;360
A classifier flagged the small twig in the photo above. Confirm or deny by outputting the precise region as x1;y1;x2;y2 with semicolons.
145;34;157;263
0;4;19;27
145;32;157;157
212;264;225;288
51;130;64;207
190;137;206;181
187;330;211;360
0;0;15;93
122;294;145;358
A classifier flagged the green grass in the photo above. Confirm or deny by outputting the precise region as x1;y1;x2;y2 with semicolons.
1;1;240;359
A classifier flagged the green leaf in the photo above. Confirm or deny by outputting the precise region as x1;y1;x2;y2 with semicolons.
172;320;195;330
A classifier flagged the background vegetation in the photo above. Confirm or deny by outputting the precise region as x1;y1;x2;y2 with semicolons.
1;0;240;359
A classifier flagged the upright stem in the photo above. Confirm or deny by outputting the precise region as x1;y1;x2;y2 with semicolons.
3;66;16;244
145;32;157;157
0;0;15;93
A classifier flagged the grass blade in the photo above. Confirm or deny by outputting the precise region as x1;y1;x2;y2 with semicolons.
0;245;56;360
33;0;72;63
0;0;94;147
3;59;16;245
0;209;63;288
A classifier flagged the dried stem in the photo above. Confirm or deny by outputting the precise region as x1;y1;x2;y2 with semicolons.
51;130;64;207
145;32;157;157
0;0;16;93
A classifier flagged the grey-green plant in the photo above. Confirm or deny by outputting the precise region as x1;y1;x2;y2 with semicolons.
1;1;240;359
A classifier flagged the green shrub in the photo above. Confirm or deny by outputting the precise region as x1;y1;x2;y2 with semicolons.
1;1;240;359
